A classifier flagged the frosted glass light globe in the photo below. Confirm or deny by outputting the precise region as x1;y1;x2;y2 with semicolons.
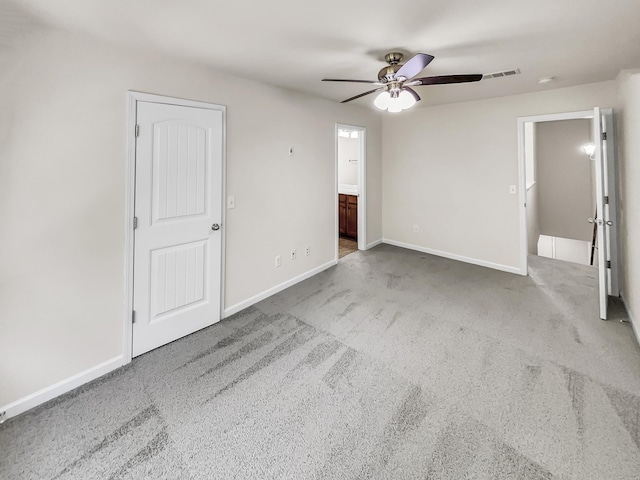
399;90;416;109
374;91;390;110
388;97;402;113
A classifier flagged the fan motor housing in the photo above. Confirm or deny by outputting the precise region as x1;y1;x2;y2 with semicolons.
378;52;405;81
378;65;402;81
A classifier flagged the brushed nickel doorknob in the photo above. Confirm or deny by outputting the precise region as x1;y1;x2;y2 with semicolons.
211;223;220;231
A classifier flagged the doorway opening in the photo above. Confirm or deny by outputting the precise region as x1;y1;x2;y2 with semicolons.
517;109;619;319
336;124;366;260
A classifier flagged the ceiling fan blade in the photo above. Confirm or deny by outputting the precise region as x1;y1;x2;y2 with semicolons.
411;74;483;85
395;53;434;80
404;87;421;102
323;78;383;84
340;87;385;103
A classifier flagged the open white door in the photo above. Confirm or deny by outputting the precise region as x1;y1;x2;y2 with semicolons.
592;107;609;320
601;109;620;297
133;101;223;356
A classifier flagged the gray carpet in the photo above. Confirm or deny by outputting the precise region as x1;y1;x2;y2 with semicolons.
2;245;640;479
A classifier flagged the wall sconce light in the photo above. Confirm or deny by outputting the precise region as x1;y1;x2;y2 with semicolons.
583;144;595;160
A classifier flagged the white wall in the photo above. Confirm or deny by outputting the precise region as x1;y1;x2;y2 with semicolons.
536;119;594;242
0;28;382;408
337;136;360;186
617;70;640;330
382;81;619;271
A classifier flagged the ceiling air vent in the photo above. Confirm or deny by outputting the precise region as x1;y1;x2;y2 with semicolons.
483;68;521;79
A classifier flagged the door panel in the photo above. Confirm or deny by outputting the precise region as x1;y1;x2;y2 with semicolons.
153;122;208;221
150;240;207;319
339;194;347;235
593;107;608;320
346;195;358;240
133;101;223;357
602;110;619;296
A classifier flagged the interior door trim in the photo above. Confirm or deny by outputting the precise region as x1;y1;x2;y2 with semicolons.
517;109;598;276
335;123;367;259
124;91;226;365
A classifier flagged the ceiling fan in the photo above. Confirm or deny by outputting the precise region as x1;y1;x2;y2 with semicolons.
323;52;483;112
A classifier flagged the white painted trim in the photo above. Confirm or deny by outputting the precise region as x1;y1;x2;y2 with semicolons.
358;127;367;251
127;91;226;111
123;93;137;365
125;91;227;365
518;110;595;124
219;102;228;322
382;239;524;276
517;117;528;275
334;126;339;262
223;259;337;318
336;123;367;253
620;293;640;347
1;356;123;420
366;239;383;249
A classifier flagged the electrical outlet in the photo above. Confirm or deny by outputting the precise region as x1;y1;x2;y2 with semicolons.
413;224;419;233
291;249;297;260
227;196;235;209
275;255;281;268
305;246;310;256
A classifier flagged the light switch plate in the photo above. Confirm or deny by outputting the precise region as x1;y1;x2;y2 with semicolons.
509;185;517;195
227;196;235;209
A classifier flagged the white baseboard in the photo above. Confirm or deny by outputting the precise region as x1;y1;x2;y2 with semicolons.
224;259;338;318
0;355;124;421
366;239;383;250
382;238;524;276
620;293;640;347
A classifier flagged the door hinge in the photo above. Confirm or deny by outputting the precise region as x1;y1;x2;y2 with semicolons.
602;131;607;141
135;124;140;137
133;216;138;230
132;310;136;324
607;260;611;268
604;196;609;204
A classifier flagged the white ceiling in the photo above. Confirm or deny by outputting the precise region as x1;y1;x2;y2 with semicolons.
6;0;640;107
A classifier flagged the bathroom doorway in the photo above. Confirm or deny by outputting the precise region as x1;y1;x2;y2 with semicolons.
336;124;366;259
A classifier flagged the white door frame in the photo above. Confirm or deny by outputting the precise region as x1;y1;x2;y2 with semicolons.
124;91;226;365
516;109;619;292
335;123;367;259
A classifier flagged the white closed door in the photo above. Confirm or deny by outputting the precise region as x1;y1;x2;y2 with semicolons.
133;101;223;357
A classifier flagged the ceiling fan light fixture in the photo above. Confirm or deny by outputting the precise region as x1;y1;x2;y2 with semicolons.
387;98;403;113
374;89;416;112
325;52;483;110
398;90;416;110
374;91;391;110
